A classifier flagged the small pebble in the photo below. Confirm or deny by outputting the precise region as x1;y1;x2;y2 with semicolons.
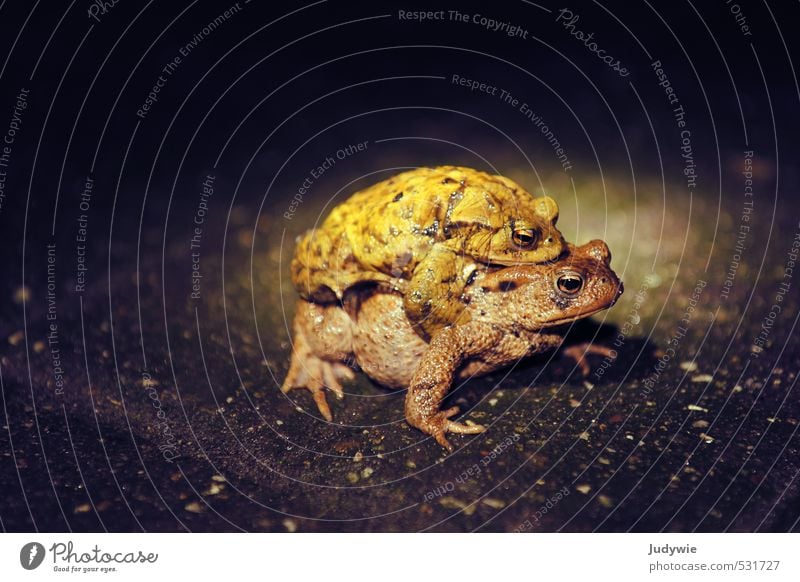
184;501;206;514
439;496;476;516
482;498;506;509
282;518;298;533
204;483;224;496
597;495;614;508
353;451;364;462
13;286;30;303
576;484;592;494
692;374;714;383
680;361;698;372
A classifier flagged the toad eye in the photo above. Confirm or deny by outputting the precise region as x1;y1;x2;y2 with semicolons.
556;271;583;295
511;228;538;249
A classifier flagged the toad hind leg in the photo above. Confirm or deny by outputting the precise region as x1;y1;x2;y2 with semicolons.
561;342;616;377
281;300;355;421
405;323;502;451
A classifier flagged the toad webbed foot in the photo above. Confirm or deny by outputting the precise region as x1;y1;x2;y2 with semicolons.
421;406;486;452
281;300;356;421
561;342;617;377
282;354;354;421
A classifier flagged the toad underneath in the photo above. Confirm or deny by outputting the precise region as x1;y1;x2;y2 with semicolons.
283;240;622;450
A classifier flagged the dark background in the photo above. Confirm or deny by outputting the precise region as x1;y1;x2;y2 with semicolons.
0;0;798;532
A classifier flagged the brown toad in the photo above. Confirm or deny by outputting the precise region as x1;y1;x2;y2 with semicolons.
282;239;622;450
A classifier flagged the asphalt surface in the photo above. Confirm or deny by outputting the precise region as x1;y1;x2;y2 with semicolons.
2;173;799;532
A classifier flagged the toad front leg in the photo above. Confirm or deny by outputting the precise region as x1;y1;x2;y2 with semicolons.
403;245;474;338
405;322;502;451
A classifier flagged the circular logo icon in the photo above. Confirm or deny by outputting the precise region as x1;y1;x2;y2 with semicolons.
20;542;45;570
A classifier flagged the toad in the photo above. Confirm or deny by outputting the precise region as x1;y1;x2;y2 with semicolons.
282;239;622;450
290;166;565;337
